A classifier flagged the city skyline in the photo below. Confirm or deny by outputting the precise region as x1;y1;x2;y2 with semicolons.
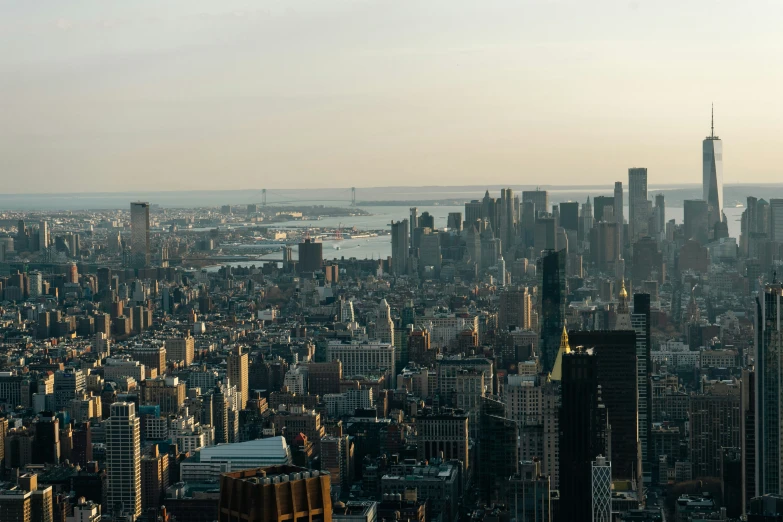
2;1;783;191
1;2;782;521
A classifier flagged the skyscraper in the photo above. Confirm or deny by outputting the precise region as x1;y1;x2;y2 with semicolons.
479;397;519;504
390;219;409;276
614;181;624;248
703;106;724;227
498;286;531;332
755;282;783;496
632;293;652;478
628;168;648;241
654;193;666;236
559;201;579;232
769;199;783;242
684;199;710;245
375;299;394;345
592;456;612;522
38;221;49;251
500;188;516;252
559;348;607;521
569;330;640;484
106;402;141;519
130;202;150;269
522;190;549;218
409;208;418;248
297;238;323;273
465;200;483;229
539;249;567;373
741;369;756;513
227;346;249;410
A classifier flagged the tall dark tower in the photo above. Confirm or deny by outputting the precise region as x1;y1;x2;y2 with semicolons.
297;238;323;274
568;330;641;485
632;292;652;479
756;282;783;496
559;348;607;521
539;249;567;373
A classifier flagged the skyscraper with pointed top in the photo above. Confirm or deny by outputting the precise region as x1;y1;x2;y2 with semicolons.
703;105;724;227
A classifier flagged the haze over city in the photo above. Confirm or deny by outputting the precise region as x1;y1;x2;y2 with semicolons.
2;0;783;192
3;3;783;522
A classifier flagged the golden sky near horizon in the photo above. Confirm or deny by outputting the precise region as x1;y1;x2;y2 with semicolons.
1;0;781;192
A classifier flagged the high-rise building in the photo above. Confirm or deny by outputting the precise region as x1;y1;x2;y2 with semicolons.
54;368;85;411
755;282;783;496
297;238;323;274
321;435;351;498
614;181;624;248
375;299;394;345
592;456;612;522
143;376;186;415
592;196;614;223
390;219;409;276
0;416;7;467
0;489;31;522
559;201;579;232
703;106;724;227
464;200;483;228
419;211;434;230
106;402;141;520
141;444;170;512
539;249;567;373
32;413;60;465
534;217;557;254
628;168;648;241
227;346;249;410
505;460;551;522
632;293;652;477
133;345;166;377
447;212;462;232
741;369;756;514
689;380;741;479
559;348;608;521
28;272;43;298
498;286;531;332
684;199;710;245
579;196;594;247
416;409;469;472
478;397;518;504
500;188;516;252
569;330;640;484
409;208;418;249
38;221;49;251
218;465;332;522
522;190;549;218
130;202;151;269
590;221;621;273
326;341;395;386
165;334;195;366
770;199;783;242
418;231;442;276
654;193;666;236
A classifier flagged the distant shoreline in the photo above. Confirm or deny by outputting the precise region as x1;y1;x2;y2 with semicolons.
0;183;779;211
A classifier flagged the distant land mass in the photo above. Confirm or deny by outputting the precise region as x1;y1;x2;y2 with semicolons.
1;184;782;211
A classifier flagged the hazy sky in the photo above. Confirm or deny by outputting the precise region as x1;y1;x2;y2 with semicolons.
1;1;781;193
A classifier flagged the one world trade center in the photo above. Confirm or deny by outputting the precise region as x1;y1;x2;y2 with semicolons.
703;105;724;227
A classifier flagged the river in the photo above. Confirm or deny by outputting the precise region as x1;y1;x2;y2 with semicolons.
206;204;743;270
